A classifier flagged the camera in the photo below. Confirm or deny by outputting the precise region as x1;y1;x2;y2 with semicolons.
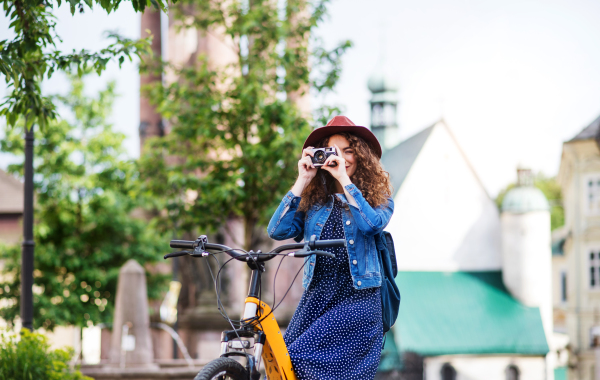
308;147;337;167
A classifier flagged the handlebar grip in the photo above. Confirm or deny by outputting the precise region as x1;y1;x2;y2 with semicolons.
314;239;346;248
170;240;194;249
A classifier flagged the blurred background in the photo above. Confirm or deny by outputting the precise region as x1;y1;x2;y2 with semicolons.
1;0;600;379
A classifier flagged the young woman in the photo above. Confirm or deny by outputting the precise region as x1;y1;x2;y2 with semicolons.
267;116;394;380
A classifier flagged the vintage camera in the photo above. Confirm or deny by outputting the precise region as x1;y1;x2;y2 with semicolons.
308;147;337;167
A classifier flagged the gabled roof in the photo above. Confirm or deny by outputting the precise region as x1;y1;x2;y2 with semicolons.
0;169;24;213
393;271;549;357
381;124;434;195
569;114;600;142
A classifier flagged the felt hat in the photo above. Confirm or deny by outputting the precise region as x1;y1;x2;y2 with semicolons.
302;116;382;158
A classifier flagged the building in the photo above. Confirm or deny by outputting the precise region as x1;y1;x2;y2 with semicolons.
369;65;555;379
557;114;600;380
0;168;23;244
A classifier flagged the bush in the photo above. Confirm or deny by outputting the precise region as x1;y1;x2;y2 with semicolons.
0;329;91;380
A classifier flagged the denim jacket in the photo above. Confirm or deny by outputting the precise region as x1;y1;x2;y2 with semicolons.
267;183;394;290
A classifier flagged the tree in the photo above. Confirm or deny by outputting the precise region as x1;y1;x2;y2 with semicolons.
0;75;169;330
0;0;173;330
138;0;351;250
495;172;565;230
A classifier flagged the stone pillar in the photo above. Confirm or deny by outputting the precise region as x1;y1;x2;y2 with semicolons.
109;259;158;369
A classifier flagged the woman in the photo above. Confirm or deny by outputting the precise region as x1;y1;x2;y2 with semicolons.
267;116;394;380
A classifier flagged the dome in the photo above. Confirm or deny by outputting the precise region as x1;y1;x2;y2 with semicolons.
367;56;399;94
367;70;399;94
501;186;549;213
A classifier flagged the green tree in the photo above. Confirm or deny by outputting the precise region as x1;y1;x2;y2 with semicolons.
138;0;351;250
0;329;91;380
0;75;169;330
0;0;173;330
495;172;565;230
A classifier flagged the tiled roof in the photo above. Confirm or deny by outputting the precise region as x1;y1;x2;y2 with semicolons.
0;169;23;214
569;114;600;142
393;271;549;357
381;124;434;196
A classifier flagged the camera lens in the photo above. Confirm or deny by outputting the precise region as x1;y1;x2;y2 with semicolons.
314;151;326;163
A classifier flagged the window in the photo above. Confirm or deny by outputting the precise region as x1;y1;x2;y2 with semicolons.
587;177;600;214
591;251;600;289
441;363;456;380
370;102;397;128
506;365;520;380
561;271;567;302
590;326;600;347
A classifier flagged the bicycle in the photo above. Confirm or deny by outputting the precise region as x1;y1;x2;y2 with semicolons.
164;234;346;380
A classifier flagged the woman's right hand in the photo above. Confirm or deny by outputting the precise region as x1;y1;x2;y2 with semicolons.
291;147;318;196
298;147;318;181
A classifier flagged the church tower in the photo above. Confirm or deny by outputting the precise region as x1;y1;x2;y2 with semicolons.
501;168;553;338
367;55;399;151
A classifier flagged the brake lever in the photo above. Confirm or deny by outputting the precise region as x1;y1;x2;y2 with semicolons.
164;248;213;259
311;250;336;258
164;250;191;259
287;249;335;258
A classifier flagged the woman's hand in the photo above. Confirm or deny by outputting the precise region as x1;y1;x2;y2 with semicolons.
291;147;318;196
321;144;351;186
298;147;318;182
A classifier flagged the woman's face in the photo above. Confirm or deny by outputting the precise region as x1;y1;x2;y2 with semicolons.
328;134;357;177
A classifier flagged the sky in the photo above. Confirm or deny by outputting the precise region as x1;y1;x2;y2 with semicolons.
2;0;600;197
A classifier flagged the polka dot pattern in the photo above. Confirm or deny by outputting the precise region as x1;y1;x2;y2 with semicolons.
284;198;383;380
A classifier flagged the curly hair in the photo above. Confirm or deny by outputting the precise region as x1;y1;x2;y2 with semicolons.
298;132;392;212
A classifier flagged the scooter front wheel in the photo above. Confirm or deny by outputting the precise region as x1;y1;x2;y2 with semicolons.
194;357;249;380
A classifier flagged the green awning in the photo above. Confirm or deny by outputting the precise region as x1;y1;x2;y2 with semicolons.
554;366;567;380
379;328;403;371
393;271;549;356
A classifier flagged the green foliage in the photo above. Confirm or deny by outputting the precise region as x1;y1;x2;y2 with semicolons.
138;0;351;249
0;329;91;380
0;0;172;131
0;75;169;330
495;172;565;230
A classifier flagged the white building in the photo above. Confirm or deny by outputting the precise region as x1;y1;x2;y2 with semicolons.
371;68;555;380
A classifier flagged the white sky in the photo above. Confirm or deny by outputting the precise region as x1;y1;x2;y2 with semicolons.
2;0;600;197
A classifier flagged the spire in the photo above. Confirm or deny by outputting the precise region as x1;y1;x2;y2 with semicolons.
367;31;400;152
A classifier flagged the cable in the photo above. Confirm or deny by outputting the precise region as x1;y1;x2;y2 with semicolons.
205;253;252;356
258;257;305;323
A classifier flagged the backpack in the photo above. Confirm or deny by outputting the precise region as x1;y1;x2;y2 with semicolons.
375;231;401;333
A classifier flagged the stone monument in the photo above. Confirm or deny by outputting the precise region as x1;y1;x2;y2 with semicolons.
109;259;158;369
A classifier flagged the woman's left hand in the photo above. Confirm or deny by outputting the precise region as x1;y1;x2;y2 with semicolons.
321;144;350;183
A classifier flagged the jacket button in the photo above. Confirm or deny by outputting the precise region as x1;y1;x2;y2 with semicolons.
349;239;354;244
346;220;351;225
352;260;357;265
357;281;362;286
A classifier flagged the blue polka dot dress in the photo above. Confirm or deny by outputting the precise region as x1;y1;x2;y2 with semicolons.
284;198;383;380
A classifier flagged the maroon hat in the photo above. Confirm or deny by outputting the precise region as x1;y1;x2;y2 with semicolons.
303;116;382;158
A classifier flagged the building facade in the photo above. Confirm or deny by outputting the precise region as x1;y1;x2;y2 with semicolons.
558;114;600;380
